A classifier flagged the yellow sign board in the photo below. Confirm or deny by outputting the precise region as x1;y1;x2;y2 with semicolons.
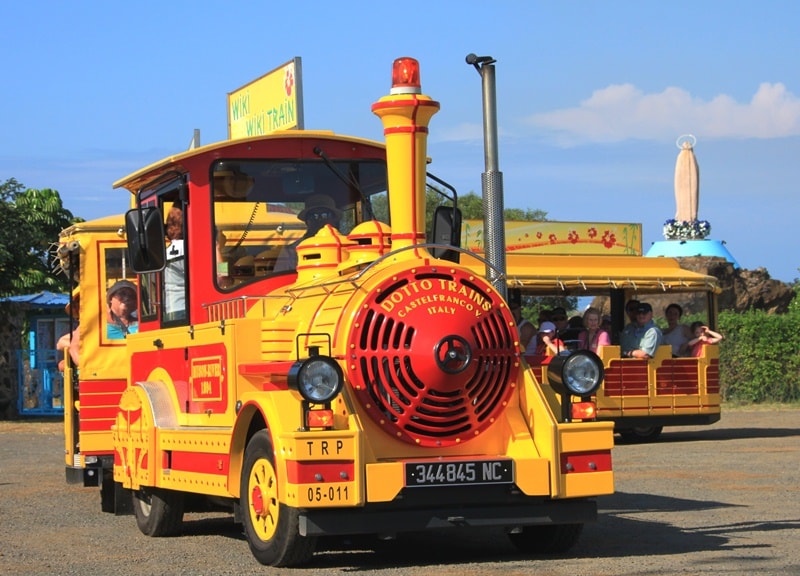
461;220;642;255
227;58;304;139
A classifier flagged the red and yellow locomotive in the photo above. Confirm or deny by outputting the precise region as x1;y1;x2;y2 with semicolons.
57;57;614;567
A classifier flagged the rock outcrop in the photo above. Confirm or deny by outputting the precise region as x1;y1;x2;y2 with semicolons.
641;257;795;316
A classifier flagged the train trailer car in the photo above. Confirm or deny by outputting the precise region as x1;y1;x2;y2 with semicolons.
466;252;722;442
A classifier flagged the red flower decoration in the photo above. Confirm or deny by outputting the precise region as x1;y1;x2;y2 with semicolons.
548;233;557;244
285;69;294;97
568;230;579;244
588;227;598;239
601;230;616;248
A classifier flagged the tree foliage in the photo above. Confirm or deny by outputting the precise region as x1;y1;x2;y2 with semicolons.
455;192;548;222
0;178;79;296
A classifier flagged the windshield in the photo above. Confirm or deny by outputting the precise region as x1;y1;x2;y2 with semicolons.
212;158;388;289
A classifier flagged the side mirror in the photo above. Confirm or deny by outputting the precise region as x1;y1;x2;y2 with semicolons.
430;205;462;262
125;207;166;273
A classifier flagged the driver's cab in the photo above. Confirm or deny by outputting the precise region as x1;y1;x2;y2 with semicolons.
119;133;462;332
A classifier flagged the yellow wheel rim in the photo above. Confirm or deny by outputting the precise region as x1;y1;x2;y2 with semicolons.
247;456;279;541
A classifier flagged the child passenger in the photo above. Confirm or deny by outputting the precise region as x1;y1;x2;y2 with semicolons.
536;321;565;356
687;322;724;357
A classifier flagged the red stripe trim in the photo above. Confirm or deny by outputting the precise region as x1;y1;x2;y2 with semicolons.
78;393;124;406
169;451;230;475
285;460;355;484
383;126;429;135
371;98;439;112
79;420;116;432
561;450;612;474
79;405;120;419
79;380;127;393
390;232;426;240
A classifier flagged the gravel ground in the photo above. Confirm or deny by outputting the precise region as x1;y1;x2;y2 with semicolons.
1;407;798;575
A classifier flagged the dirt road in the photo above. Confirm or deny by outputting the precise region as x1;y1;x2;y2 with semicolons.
1;408;798;575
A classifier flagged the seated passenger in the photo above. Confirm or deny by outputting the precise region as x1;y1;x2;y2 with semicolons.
624;299;641;328
687;322;724;357
662;303;692;357
511;301;537;355
106;280;138;339
577;307;610;353
274;194;342;272
164;205;186;321
535;321;565;356
550;307;570;339
620;302;663;359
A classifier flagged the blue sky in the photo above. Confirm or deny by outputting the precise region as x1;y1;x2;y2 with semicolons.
2;1;798;282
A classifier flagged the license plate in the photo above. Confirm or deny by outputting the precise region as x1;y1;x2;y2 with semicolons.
405;459;514;487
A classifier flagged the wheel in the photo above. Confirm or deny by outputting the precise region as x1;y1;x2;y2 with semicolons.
241;429;316;567
508;523;584;554
618;425;663;443
132;487;184;536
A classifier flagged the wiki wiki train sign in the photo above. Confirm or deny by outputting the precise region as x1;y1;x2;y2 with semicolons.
227;58;304;139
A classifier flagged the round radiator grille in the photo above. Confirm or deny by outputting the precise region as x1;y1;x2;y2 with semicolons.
346;268;519;447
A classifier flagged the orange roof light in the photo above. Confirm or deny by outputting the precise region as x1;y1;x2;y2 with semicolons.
391;57;421;95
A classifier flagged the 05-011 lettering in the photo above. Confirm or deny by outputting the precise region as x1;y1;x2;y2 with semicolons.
307;485;349;503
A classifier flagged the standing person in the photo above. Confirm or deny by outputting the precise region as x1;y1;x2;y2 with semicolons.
687;322;724;357
620;302;663;359
577;307;611;353
164;204;186;320
662;303;692;357
56;290;80;371
106;280;139;339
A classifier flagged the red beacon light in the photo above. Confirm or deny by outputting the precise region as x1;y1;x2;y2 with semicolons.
391;57;421;95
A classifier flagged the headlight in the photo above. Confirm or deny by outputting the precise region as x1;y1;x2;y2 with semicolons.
288;356;344;403
546;350;604;397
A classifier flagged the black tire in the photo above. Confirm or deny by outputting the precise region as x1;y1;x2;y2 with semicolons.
240;429;316;567
132;487;184;536
508;523;584;554
619;425;663;443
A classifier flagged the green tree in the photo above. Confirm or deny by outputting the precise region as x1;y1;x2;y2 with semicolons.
0;179;79;296
456;191;548;222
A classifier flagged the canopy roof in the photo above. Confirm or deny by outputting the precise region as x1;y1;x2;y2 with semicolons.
461;253;720;295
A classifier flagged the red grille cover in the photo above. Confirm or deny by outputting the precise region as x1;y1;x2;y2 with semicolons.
346;267;519;447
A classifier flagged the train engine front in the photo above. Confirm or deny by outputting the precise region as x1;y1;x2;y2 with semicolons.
231;58;613;567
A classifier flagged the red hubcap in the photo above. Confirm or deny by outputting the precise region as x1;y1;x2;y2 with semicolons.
251;485;264;515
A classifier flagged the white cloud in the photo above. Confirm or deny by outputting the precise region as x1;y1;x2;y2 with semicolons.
527;82;800;146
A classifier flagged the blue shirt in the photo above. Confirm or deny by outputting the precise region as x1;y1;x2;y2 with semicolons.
620;320;663;357
107;322;138;340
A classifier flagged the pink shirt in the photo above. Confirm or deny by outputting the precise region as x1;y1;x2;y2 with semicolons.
690;341;706;357
578;329;610;353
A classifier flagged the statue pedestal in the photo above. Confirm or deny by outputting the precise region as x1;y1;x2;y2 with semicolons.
646;239;739;268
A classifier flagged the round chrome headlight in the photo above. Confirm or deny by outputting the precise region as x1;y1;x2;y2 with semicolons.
546;350;604;397
288;356;344;403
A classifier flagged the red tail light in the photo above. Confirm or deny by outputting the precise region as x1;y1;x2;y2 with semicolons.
571;401;597;421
